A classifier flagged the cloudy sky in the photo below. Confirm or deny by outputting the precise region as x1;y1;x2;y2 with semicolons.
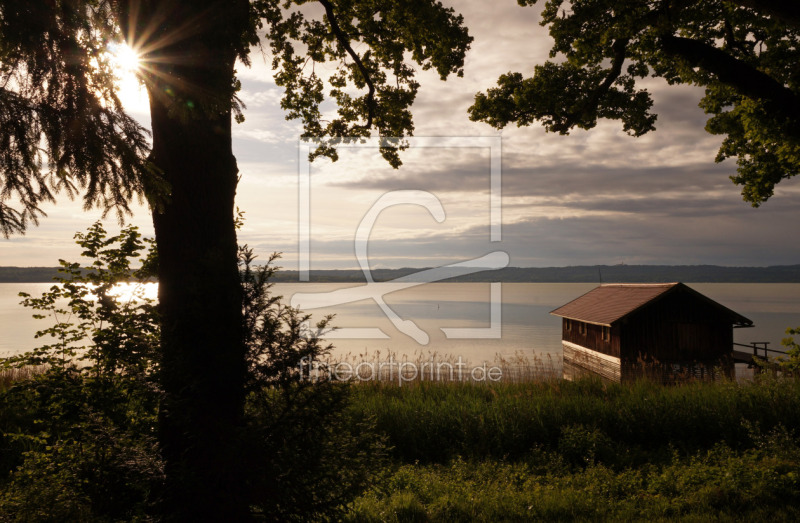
3;0;799;270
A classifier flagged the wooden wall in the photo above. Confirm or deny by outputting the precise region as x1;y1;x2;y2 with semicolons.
562;341;621;382
621;359;734;383
619;291;733;363
562;320;620;358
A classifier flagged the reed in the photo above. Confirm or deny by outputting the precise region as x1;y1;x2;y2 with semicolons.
345;439;800;522
347;376;800;465
0;366;45;392
311;349;561;385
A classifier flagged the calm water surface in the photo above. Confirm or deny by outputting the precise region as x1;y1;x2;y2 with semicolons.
2;282;798;363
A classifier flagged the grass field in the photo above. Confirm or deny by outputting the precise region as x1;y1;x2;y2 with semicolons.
343;377;800;521
3;365;799;520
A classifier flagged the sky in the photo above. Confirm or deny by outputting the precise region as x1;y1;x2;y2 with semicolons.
2;0;800;271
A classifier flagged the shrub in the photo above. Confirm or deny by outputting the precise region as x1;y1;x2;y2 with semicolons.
238;247;387;521
0;224;385;521
0;223;162;520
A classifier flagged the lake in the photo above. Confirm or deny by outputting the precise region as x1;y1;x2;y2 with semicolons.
2;282;798;366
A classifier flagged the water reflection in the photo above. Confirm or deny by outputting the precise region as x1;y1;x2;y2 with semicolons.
2;283;798;365
108;282;159;302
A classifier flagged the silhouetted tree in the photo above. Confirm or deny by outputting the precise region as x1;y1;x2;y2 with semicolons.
469;0;800;205
1;0;471;518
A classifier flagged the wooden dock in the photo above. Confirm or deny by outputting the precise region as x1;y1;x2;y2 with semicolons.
732;342;786;367
733;350;755;364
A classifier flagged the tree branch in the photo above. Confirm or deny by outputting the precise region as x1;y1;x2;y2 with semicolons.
660;34;800;124
562;38;629;128
317;0;376;129
730;0;800;29
583;38;629;112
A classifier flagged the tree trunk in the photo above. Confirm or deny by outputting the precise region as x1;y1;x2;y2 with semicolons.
150;106;246;520
136;1;250;519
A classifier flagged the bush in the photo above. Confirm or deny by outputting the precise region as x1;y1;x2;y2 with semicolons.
238;247;387;521
0;224;385;521
0;223;162;520
345;430;800;522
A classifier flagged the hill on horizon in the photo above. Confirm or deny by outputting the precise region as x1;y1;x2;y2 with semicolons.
2;264;799;284
269;264;800;283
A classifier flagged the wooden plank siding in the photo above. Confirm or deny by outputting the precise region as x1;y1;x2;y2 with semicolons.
562;341;621;382
561;320;620;358
619;291;733;364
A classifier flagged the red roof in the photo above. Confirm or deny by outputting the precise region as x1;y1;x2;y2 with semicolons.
550;283;752;327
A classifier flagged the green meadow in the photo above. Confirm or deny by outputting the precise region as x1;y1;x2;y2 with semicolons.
342;378;800;521
3;368;800;520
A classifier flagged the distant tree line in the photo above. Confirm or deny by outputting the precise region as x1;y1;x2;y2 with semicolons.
271;265;800;283
5;264;799;284
0;267;62;283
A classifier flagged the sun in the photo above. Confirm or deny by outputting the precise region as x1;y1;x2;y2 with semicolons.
109;42;142;76
106;42;149;112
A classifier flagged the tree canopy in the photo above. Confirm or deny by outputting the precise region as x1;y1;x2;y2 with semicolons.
0;0;154;237
256;0;472;166
0;0;472;236
1;0;472;518
468;0;800;205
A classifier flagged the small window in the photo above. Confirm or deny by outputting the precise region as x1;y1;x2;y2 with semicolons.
565;319;572;332
602;326;611;342
578;322;587;336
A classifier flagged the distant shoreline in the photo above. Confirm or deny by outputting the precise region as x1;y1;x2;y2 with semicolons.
3;264;800;283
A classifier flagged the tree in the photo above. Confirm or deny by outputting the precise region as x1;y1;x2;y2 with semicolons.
1;0;471;518
0;0;155;237
238;247;387;521
468;0;800;205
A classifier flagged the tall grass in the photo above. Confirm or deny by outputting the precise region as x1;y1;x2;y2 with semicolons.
347;377;800;465
345;377;800;520
0;366;45;392
310;349;560;384
345;439;800;522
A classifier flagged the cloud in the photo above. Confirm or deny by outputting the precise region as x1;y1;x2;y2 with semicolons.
294;198;800;270
3;0;798;270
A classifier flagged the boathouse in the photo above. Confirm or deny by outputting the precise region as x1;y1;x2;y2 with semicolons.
551;283;753;382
